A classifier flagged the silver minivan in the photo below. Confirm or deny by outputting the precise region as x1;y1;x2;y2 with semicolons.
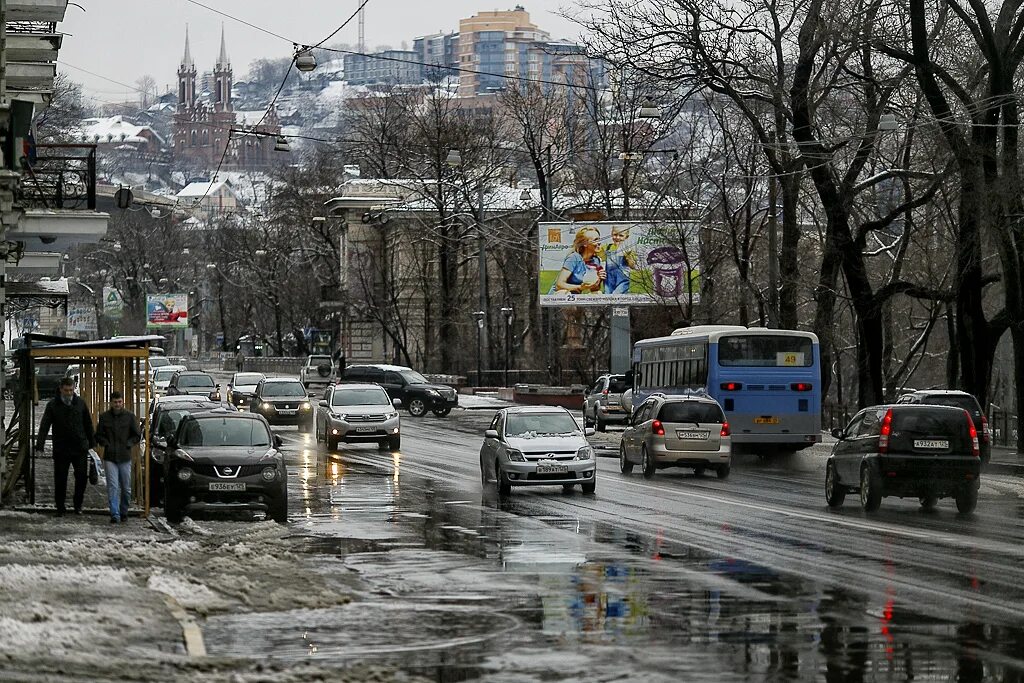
620;394;732;479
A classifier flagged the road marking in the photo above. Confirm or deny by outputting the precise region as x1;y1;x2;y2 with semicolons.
162;595;206;657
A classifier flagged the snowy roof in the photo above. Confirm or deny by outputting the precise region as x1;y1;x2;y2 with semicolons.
74;115;164;145
235;110;275;126
176;180;237;200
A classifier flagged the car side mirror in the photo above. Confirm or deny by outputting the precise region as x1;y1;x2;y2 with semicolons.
831;428;845;440
166;436;178;451
392;398;402;408
319;399;328;407
273;434;283;448
485;429;499;439
584;427;596;437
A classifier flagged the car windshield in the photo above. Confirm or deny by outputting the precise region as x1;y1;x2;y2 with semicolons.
608;376;628;393
177;374;215;388
233;373;264;386
400;370;429;384
333;388;391;406
505;413;580;438
718;334;814;367
262;382;306;398
157;405;218;436
179;418;271;447
149;357;170;368
154;368;177;382
659;402;724;423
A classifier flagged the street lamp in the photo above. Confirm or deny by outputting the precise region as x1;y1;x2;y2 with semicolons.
500;306;513;387
473;310;485;387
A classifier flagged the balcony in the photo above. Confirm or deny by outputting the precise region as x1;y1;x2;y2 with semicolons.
19;144;97;211
6;0;69;22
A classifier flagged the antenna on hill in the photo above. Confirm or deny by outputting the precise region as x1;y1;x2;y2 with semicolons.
358;2;366;52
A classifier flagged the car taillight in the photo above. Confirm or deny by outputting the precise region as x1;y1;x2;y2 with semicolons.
878;408;893;453
652;419;665;436
981;414;990;444
602;389;608;396
966;410;980;457
720;382;742;391
720;422;730;437
790;383;813;392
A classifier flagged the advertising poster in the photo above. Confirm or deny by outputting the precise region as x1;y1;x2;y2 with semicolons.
146;293;189;329
538;221;700;307
103;286;123;320
67;305;98;335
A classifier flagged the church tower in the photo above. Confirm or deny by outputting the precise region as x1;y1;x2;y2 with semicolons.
213;26;232;113
177;26;197;111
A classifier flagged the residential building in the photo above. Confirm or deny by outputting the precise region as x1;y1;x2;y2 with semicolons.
343;50;421;87
413;32;459;81
174;178;243;221
457;6;550;97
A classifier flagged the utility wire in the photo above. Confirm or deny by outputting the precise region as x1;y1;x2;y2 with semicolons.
312;0;371;49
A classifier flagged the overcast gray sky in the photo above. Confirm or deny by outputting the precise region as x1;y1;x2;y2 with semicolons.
58;1;587;106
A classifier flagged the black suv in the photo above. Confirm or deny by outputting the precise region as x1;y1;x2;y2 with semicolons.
163;410;287;524
250;377;313;429
825;404;982;513
896;390;991;464
339;364;459;417
147;397;235;505
165;370;218;398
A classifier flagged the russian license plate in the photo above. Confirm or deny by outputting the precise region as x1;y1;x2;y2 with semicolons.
355;427;375;433
536;462;568;474
277;409;297;415
209;482;246;492
755;417;780;425
914;439;949;449
677;430;710;440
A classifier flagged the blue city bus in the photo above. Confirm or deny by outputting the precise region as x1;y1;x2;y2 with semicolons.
628;325;822;450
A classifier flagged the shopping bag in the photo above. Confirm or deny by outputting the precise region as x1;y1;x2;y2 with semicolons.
87;449;105;486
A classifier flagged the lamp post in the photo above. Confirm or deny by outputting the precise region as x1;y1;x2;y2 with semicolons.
473;310;485;387
500;306;513;387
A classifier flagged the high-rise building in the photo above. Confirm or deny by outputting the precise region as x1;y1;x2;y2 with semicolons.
457;6;551;97
413;32;460;81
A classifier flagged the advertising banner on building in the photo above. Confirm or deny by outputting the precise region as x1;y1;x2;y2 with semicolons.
538;221;700;307
103;286;123;320
67;305;98;335
146;293;189;329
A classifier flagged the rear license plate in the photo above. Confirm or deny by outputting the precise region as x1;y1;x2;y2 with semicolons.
536;462;568;474
209;482;246;492
914;439;949;449
755;417;780;425
355;427;375;433
677;430;710;440
277;409;297;415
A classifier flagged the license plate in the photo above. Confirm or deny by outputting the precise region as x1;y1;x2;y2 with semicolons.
355;427;375;433
755;417;780;425
277;409;297;415
209;482;246;491
914;439;949;449
677;430;710;440
536;462;568;474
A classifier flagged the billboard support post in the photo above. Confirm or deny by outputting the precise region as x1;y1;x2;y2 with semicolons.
611;306;631;374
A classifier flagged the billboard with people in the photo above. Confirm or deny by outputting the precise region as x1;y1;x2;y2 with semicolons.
146;294;189;329
538;221;700;306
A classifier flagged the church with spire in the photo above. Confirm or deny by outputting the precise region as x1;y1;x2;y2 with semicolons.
172;27;283;171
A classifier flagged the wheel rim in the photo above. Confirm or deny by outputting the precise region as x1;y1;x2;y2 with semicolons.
860;468;870;505
642;449;649;472
411;400;425;415
620;447;626;469
826;464;836;497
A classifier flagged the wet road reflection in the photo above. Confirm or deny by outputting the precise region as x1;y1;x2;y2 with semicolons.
200;429;1024;681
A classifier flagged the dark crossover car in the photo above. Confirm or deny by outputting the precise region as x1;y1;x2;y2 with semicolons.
315;383;402;451
249;377;313;429
165;370;218;398
147;397;235;505
338;364;458;417
582;374;629;431
825;404;982;513
895;390;991;464
163;410;287;524
227;372;265;408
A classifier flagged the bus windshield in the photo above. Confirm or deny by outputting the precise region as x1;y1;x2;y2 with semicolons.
718;335;814;367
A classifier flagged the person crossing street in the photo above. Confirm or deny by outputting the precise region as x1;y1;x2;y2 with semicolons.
34;377;97;516
95;391;142;523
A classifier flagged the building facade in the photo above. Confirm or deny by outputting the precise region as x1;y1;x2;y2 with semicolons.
457;7;551;97
343;50;422;87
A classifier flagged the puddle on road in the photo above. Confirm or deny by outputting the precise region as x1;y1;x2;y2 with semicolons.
202;445;1024;681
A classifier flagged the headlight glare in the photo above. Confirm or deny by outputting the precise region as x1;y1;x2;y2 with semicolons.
506;449;526;462
300;402;311;410
262;402;272;410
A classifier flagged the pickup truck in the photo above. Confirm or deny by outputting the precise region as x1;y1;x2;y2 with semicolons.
300;355;335;390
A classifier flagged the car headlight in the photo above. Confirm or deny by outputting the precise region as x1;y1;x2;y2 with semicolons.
262;402;273;410
385;411;399;420
176;467;193;482
506;448;526;462
426;389;441;397
261;466;277;481
300;402;311;410
575;446;594;460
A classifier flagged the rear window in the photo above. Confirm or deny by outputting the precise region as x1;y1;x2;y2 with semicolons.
607;377;628;393
658;402;724;423
177;374;215;388
918;394;980;416
891;409;970;446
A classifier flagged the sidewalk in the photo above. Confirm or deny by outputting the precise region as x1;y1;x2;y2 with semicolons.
987;447;1024;477
7;451;132;515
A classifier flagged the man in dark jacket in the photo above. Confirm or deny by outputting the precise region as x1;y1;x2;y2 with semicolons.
95;390;142;523
34;377;96;516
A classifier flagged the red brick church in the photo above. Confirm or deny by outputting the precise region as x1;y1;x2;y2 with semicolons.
172;27;282;170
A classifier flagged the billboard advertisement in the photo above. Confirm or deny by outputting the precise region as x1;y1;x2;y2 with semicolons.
538;221;700;307
103;286;123;320
146;293;189;329
67;305;97;335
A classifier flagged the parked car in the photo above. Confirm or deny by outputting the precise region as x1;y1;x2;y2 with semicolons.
583;374;629;431
250;377;313;429
163;410;287;524
620;394;731;479
825;404;982;513
300;355;335;390
479;406;597;495
227;372;265;408
165;370;218;398
339;364;458;417
895;390;992;464
314;383;401;451
148;356;172;371
147;397;235;506
150;365;188;397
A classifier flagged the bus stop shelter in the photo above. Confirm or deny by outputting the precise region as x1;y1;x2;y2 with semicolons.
1;334;162;515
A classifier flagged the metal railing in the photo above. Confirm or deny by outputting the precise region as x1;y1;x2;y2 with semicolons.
18;144;97;210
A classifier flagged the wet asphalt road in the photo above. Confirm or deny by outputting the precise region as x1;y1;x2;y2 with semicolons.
203;412;1024;682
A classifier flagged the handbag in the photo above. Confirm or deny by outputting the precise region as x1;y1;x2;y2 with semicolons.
87;449;105;486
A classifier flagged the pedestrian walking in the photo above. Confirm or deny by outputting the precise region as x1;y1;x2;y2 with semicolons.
235;348;245;372
34;377;96;516
333;347;346;373
95;391;141;524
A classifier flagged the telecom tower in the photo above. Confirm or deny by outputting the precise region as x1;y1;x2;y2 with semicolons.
358;2;365;52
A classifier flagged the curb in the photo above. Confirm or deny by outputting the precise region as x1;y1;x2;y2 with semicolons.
986;462;1024;477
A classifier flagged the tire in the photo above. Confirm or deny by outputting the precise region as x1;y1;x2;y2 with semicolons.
314;420;322;443
378;439;389;450
694;467;706;478
316;364;332;378
165;494;184;524
408;398;428;417
596;413;606;432
860;463;882;512
824;461;845;508
584;410;594;428
389;436;401;451
716;464;731;480
641;446;656;479
562;483;576;493
495;461;512;496
619;443;634;474
2;387;13;400
919;495;938;511
581;480;596;494
269;492;288;524
432;408;451;417
327;435;338;451
955;486;978;514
